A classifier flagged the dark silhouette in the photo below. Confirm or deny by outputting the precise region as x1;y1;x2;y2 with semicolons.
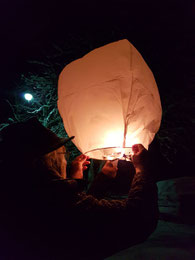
0;118;158;259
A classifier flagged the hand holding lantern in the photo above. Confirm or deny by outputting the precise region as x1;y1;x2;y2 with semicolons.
132;144;148;173
70;154;90;179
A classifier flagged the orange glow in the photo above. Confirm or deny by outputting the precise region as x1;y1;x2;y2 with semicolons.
58;39;162;160
103;130;124;148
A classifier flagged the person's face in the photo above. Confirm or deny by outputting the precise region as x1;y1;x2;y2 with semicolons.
55;146;67;179
42;146;67;179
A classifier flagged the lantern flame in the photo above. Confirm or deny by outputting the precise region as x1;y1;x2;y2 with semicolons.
85;130;139;160
84;129;135;160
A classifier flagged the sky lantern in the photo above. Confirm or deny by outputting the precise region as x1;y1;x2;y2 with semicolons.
58;39;162;160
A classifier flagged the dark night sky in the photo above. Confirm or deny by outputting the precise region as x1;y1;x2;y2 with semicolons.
0;0;194;118
1;0;194;93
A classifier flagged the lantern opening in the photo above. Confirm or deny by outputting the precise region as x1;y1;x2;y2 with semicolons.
85;147;132;161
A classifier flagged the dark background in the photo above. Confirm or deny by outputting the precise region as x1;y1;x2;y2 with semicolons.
0;0;194;179
1;0;194;93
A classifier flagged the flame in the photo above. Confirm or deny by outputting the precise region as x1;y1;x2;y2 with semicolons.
86;130;140;160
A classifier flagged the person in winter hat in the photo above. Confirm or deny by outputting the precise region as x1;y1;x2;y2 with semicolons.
0;117;158;259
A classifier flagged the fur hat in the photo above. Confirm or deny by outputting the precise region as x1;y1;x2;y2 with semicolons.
0;117;74;161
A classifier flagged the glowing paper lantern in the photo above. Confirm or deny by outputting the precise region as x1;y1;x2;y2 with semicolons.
58;39;162;160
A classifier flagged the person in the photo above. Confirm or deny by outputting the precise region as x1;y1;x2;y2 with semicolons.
0;117;158;260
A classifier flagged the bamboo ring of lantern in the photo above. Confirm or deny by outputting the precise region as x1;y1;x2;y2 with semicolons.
58;39;162;160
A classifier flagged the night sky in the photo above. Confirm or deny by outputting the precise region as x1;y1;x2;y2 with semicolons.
0;0;194;176
1;0;194;93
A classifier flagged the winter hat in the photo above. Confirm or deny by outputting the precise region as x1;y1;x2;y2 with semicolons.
0;117;74;160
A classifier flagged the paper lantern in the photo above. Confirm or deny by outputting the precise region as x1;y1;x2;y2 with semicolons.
58;39;162;160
